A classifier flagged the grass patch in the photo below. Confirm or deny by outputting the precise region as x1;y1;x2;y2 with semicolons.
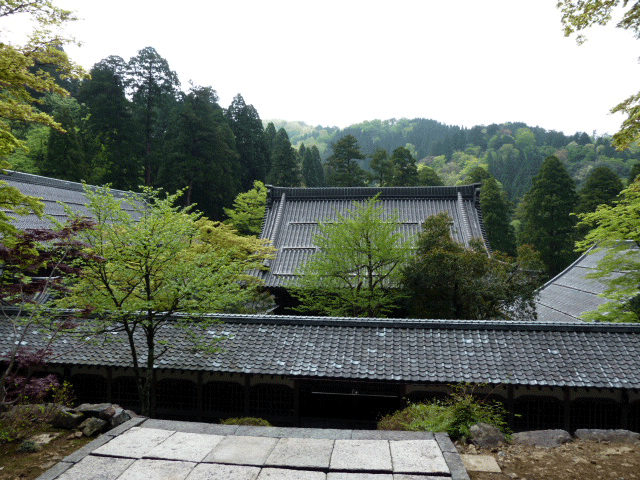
220;417;272;427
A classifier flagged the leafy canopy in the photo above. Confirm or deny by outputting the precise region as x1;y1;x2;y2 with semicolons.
292;196;411;317
224;180;267;236
63;185;274;415
576;179;640;322
402;212;544;320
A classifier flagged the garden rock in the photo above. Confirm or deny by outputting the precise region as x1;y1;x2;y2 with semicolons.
109;407;131;428
574;429;640;443
470;423;506;448
75;403;116;420
51;407;85;429
79;417;108;436
511;429;572;447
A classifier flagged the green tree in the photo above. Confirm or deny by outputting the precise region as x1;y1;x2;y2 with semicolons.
576;165;623;215
326;134;367;187
402;213;543;320
302;145;325;187
518;156;578;277
292;196;412;317
157;86;241;220
226;94;269;190
629;162;640;184
417;165;444;186
0;1;82;233
77;56;142;190
267;128;302;187
557;1;640;149
390;146;419;186
224;180;267;235
576;179;640;322
481;177;516;256
63;186;274;416
126;47;180;186
369;148;394;186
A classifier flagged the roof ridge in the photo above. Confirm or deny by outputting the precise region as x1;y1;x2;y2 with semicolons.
1;171;131;197
266;184;482;201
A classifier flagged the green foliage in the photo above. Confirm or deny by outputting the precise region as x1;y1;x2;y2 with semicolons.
63;185;273;415
558;1;640;150
326;134;367;187
417;165;443;186
518;156;578;277
402;213;544;320
576;179;640;322
18;440;39;452
292;196;412;317
0;163;44;237
377;386;510;440
267;128;302;187
389;146;418;186
220;417;272;427
369;148;394;186
576;165;623;215
302;145;325;187
481;177;516;256
224;180;267;235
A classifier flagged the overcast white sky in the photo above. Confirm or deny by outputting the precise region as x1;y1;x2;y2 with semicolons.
26;1;640;135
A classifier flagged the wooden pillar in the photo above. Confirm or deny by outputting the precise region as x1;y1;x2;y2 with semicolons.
106;367;113;404
621;390;629;429
563;387;571;432
293;380;300;426
507;384;515;429
244;374;251;416
197;372;204;422
399;384;408;410
150;369;157;418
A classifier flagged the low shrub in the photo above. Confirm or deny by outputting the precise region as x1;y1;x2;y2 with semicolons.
220;417;272;427
377;385;510;440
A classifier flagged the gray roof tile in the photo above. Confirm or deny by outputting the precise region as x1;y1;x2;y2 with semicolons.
258;185;487;287
3;313;640;389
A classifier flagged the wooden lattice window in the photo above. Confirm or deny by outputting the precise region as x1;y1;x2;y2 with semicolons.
250;384;294;417
70;374;107;404
155;379;197;410
570;398;620;430
513;397;563;431
203;381;244;414
112;376;139;411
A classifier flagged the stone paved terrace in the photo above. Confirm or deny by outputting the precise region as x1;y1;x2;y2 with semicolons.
37;418;470;480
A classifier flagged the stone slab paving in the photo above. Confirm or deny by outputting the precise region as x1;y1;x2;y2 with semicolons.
256;468;326;479
37;418;472;480
265;437;334;469
390;439;450;474
145;431;224;462
116;459;195;480
330;439;393;472
204;435;279;465
55;456;134;480
185;463;261;480
91;426;174;458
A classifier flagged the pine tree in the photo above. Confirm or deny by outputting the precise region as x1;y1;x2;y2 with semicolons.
389;146;418;186
226;94;269;190
326;135;367;187
267;128;302;187
518;156;578;277
417;166;444;186
480;177;516;256
576;165;623;214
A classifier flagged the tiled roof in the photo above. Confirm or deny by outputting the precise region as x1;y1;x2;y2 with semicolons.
258;185;487;287
1;171;136;230
535;245;638;323
3;313;640;389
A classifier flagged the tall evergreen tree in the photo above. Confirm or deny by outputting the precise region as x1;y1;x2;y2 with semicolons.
518;156;578;277
267;128;302;187
302;145;325;187
480;177;516;256
417;166;444;186
576;165;624;214
369;148;394;186
77;56;142;190
225;94;269;190
126;47;180;186
390;146;418;186
326;134;367;187
157;86;241;220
